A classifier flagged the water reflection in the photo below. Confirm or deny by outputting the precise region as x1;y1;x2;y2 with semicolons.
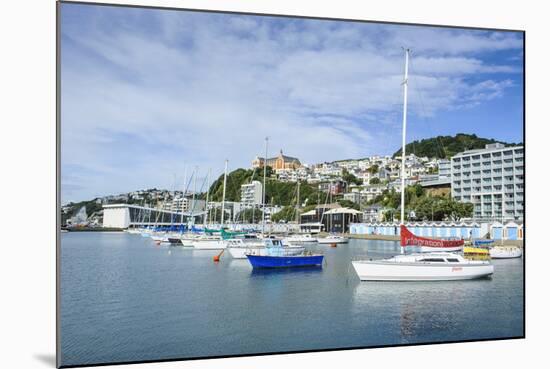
61;233;523;366
250;266;323;277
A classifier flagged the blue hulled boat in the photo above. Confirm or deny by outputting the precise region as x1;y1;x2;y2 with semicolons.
245;239;324;268
247;254;324;268
473;239;495;246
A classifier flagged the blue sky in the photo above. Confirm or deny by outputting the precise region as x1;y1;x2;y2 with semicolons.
60;3;524;203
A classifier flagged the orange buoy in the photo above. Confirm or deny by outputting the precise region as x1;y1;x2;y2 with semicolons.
331;243;337;248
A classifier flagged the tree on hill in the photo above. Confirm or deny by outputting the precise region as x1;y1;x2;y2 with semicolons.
271;206;298;223
207;169;324;207
370;184;471;221
337;199;360;211
369;177;381;185
392;133;517;159
367;164;379;174
342;168;363;185
208;168;253;202
410;196;473;221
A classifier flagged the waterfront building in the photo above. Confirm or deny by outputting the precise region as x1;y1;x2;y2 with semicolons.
299;203;361;233
451;143;524;221
252;149;302;170
103;204;201;228
240;180;262;208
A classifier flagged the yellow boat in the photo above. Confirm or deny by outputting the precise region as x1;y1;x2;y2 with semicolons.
463;246;490;260
464;246;490;255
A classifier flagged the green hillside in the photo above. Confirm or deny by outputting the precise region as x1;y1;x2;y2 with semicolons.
206;167;324;207
392;133;518;159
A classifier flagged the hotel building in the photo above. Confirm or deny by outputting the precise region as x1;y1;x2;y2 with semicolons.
240;180;263;208
451;143;524;221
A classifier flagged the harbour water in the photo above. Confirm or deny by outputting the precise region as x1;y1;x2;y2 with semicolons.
60;232;524;366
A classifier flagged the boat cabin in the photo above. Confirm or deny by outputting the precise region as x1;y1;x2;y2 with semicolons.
264;239;284;248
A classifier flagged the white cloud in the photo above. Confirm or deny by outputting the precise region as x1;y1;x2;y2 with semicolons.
60;6;522;202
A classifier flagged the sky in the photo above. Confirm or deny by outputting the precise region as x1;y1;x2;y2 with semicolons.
60;3;524;203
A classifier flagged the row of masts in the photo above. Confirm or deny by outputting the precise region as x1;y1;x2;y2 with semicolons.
136;49;411;232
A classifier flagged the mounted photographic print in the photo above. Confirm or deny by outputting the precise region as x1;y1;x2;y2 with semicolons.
58;1;525;367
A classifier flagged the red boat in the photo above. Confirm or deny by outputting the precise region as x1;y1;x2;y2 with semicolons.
400;225;464;252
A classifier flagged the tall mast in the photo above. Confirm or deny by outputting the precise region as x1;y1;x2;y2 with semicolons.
296;181;300;223
400;48;410;226
192;166;197;224
182;165;187;198
262;137;268;235
220;160;228;227
204;169;210;228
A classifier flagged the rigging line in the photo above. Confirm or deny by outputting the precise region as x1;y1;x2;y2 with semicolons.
408;58;448;160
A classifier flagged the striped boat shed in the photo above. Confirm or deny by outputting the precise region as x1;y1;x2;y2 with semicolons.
349;220;522;240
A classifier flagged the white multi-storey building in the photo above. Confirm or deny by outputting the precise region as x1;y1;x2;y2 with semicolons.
438;159;451;178
451;143;524;221
162;196;205;213
240;180;263;208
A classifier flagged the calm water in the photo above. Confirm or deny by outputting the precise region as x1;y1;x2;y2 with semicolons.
60;232;524;366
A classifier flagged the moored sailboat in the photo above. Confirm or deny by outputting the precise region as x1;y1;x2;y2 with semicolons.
352;252;493;281
351;49;489;282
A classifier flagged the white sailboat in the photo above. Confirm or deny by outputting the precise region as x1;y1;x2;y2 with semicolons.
353;252;494;281
352;49;492;281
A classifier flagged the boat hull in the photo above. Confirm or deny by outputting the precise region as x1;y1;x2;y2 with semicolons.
490;247;522;259
407;245;463;252
352;261;494;281
318;238;348;244
192;240;226;250
246;254;324;268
